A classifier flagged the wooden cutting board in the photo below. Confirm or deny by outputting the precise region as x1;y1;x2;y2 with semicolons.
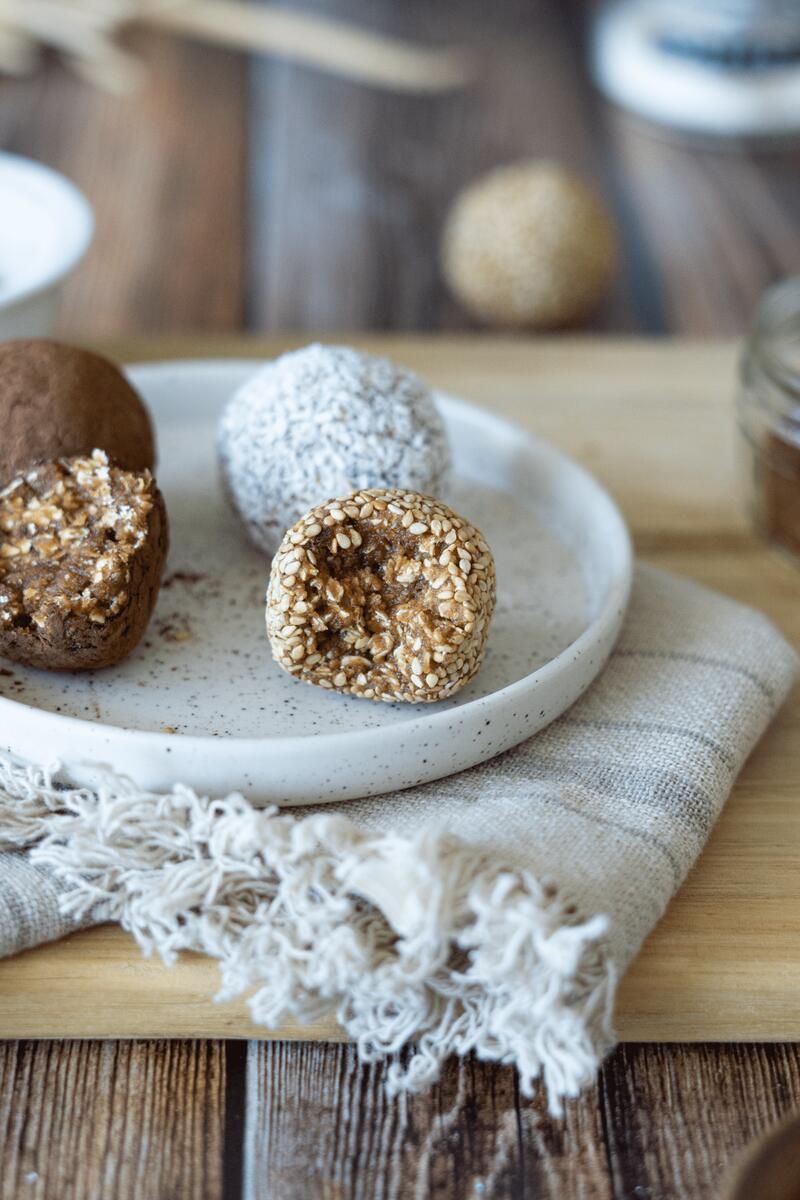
1;335;798;1043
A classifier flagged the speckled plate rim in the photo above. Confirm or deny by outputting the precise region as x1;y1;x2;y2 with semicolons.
0;361;633;805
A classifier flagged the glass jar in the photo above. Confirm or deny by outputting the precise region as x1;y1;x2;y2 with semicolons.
739;276;800;565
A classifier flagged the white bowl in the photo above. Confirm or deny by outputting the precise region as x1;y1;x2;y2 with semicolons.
0;153;93;338
0;360;633;806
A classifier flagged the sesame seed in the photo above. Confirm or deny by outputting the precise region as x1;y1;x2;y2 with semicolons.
326;579;344;602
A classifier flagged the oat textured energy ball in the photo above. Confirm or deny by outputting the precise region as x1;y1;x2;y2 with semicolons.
0;339;155;487
267;488;495;703
441;160;617;329
0;450;168;671
217;345;450;554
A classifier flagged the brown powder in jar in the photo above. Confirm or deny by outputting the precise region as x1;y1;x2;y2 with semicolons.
760;421;800;560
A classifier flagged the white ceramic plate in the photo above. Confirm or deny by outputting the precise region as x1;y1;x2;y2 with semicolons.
0;360;632;805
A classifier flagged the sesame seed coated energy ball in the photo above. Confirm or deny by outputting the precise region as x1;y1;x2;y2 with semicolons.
266;488;496;704
217;345;450;555
441;161;617;329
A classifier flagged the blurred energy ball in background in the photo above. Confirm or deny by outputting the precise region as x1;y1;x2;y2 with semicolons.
592;0;800;137
441;162;617;331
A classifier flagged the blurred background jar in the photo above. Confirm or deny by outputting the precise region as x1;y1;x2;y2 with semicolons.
739;277;800;564
591;0;800;138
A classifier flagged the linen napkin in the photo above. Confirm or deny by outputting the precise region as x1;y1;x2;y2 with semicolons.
0;564;796;1114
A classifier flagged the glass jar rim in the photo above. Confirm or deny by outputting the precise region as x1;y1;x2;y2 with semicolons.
747;276;800;405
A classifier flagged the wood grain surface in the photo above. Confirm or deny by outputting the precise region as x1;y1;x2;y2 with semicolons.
0;1040;225;1199
241;1042;800;1200
2;1038;800;1199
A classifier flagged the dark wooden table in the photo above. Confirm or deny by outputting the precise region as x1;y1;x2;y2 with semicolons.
2;2;800;1196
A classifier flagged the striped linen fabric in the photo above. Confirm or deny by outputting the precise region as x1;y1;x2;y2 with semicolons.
0;563;796;1110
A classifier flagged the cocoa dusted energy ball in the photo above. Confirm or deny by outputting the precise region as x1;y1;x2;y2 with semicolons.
442;160;617;329
267;488;495;703
0;339;155;487
217;345;450;554
0;450;168;671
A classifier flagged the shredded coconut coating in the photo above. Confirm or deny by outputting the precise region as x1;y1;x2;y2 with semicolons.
0;449;154;630
266;488;496;704
218;345;450;554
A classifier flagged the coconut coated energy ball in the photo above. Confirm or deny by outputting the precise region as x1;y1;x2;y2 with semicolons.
217;345;450;554
266;488;495;703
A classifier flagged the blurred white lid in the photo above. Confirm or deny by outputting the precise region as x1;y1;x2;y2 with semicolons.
592;2;800;137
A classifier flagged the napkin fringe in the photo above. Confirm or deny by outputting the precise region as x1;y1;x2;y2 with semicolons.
0;755;615;1114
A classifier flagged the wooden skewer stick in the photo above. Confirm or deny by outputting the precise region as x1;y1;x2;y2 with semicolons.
0;0;476;94
0;0;144;91
143;0;476;93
